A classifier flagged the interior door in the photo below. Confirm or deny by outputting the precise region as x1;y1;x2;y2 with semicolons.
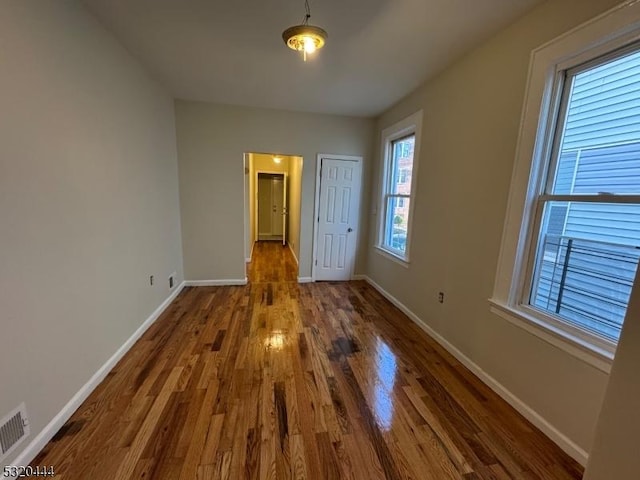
271;176;284;237
258;175;272;237
315;157;362;281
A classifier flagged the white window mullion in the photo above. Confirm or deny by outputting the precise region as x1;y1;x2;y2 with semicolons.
539;194;640;203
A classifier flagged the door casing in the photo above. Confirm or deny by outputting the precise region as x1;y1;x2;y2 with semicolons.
255;170;286;241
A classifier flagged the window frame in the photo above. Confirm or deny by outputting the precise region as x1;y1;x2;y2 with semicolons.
524;46;640;345
376;111;423;265
491;1;640;373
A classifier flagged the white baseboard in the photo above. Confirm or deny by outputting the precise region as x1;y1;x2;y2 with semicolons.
297;277;313;284
360;274;589;466
8;281;186;472
287;243;299;266
185;278;248;286
244;240;256;263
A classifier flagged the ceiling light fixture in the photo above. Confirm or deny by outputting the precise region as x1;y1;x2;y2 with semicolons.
273;156;282;164
282;0;327;62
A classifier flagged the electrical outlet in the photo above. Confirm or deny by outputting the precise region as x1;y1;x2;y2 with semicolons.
438;292;444;304
149;275;154;286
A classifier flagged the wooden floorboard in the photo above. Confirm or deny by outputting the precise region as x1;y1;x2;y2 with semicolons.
31;241;583;479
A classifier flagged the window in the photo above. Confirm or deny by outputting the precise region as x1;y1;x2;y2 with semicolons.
529;47;640;342
377;111;422;263
492;2;640;369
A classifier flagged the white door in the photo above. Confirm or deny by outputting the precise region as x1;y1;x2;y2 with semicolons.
271;177;284;237
315;157;362;281
258;173;286;241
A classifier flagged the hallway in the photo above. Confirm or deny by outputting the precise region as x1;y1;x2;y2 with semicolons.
247;241;298;284
30;245;583;479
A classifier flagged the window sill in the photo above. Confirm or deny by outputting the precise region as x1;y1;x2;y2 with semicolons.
488;299;614;373
374;246;410;268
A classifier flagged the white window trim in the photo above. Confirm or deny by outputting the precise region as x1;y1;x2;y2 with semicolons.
375;110;423;265
491;0;640;373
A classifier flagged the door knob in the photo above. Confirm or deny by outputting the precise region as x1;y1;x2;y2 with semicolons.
347;228;353;233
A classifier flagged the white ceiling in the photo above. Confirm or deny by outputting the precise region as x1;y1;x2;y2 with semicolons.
82;0;542;117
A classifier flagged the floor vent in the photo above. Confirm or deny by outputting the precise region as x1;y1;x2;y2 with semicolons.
0;403;30;462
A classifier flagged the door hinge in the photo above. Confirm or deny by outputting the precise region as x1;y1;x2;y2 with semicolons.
315;259;317;266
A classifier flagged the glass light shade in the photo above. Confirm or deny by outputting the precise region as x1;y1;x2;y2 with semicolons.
304;37;316;53
282;25;327;58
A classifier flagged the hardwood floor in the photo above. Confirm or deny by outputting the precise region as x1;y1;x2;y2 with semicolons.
248;241;298;283
31;242;583;479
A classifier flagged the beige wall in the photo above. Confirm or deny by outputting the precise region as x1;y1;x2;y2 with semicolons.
288;157;304;263
584;268;640;479
176;101;374;280
246;153;253;260
252;153;290;173
0;0;183;468
365;0;621;457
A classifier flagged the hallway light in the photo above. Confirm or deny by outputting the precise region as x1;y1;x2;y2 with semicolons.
282;0;327;62
273;156;282;164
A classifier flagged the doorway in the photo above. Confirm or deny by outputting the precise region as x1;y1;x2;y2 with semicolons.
257;173;286;242
244;153;303;278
